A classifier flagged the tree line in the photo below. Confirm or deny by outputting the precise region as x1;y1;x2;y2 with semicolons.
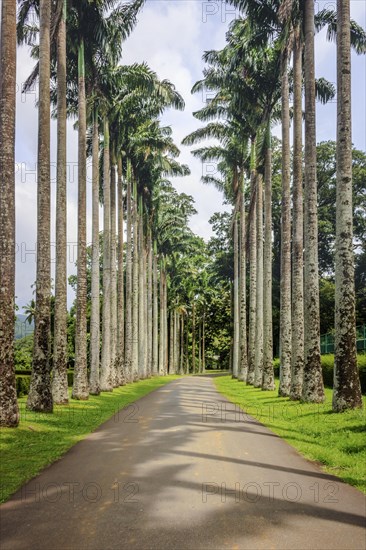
182;0;365;411
0;0;210;427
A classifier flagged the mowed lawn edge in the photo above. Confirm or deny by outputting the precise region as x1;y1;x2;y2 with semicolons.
214;375;366;494
0;375;180;504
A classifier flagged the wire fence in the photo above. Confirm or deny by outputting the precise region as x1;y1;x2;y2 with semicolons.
320;325;366;355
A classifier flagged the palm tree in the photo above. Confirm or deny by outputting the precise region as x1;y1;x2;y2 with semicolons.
290;22;304;401
110;151;118;386
254;173;264;388
27;0;53;412
71;31;89;400
89;107;101;395
100;117;113;391
278;41;292;398
52;0;69;405
0;0;19;427
302;0;325;403
125;160;133;382
152;243;159;375
262;130;275;390
117;155;125;385
333;0;363;412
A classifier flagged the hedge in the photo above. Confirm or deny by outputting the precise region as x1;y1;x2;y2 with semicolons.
273;354;366;393
15;371;74;398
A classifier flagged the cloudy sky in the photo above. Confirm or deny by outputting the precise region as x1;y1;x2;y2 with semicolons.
14;0;366;310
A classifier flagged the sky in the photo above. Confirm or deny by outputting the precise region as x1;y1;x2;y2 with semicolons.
12;0;366;311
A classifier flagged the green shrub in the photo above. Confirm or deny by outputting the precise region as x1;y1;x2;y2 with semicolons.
16;376;31;398
273;354;366;393
15;371;74;397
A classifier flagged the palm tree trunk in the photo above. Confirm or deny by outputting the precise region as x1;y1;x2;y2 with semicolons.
158;264;164;375
238;176;248;382
278;51;292;398
290;29;305;400
192;302;196;374
175;310;180;373
247;141;257;385
100;117;112;392
198;320;202;374
72;38;89;400
147;232;153;377
180;314;185;374
262;138;275;391
169;311;174;374
302;0;325;403
333;0;362;411
232;211;239;378
132;183;139;381
152;247;159;376
164;273;168;375
138;203;145;379
125;163;133;383
0;0;19;426
110;157;118;387
202;313;206;373
186;314;190;374
52;0;68;405
89;109;100;395
27;0;53;411
254;174;264;388
117;155;125;386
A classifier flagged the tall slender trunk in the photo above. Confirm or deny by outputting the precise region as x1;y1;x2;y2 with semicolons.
202;313;206;373
52;0;68;404
125;163;132;383
138;202;145;379
159;264;164;375
198;320;202;374
290;30;305;400
262;138;275;390
152;248;159;376
238;176;248;382
144;243;149;377
89;109;100;395
192;302;196;373
254;174;264;388
185;314;190;374
247;140;257;385
180;314;185;374
169;311;174;374
72;38;89;400
278;51;292;398
117;156;125;386
27;0;53;411
164;274;168;375
132;183;139;381
333;0;362;411
110;157;118;387
303;1;325;403
232;210;239;378
147;232;153;377
0;0;19;426
100;117;112;392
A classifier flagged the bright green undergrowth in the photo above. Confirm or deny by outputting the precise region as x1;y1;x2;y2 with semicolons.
0;376;179;503
214;376;366;493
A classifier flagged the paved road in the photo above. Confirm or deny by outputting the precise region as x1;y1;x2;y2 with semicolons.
1;376;365;550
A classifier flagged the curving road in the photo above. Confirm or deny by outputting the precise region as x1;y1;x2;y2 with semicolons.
1;376;365;549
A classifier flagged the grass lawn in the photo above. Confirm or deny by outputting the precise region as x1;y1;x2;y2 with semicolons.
214;376;366;493
0;375;179;503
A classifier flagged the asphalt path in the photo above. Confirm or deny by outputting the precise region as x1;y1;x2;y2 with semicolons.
1;376;365;549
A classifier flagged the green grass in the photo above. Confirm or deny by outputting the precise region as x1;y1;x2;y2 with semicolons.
0;375;179;503
214;376;366;493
